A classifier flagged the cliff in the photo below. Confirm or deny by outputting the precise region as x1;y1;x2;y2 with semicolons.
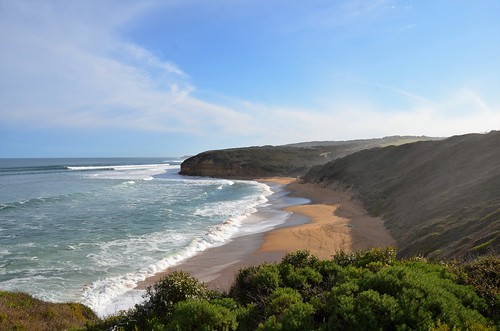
180;136;436;178
303;131;500;259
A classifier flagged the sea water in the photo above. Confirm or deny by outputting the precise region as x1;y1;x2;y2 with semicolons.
0;158;301;316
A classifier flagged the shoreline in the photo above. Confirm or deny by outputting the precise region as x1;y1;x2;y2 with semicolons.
259;180;396;259
136;177;395;292
135;177;307;291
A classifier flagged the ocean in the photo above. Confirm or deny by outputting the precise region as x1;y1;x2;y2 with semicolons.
0;158;304;316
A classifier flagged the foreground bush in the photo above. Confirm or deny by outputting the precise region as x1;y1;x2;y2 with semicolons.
452;255;500;325
87;248;498;330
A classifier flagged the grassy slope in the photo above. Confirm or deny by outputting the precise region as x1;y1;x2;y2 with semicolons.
0;291;98;331
180;136;436;178
303;131;500;259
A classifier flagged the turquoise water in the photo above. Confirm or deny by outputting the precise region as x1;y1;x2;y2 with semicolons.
0;158;289;315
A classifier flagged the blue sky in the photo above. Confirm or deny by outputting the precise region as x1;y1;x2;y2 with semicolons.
1;0;499;157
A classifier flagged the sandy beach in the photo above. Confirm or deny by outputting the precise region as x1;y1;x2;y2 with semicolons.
259;180;396;259
137;178;395;291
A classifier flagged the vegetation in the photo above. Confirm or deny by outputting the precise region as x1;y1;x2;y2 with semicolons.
83;248;499;331
180;136;435;178
0;291;98;331
303;131;500;259
181;132;498;260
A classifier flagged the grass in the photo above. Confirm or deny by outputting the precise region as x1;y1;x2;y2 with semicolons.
180;136;434;178
472;238;496;252
0;291;98;331
303;131;500;259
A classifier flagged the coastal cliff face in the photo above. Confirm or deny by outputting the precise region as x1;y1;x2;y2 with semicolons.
303;131;500;259
179;146;319;178
180;136;436;179
180;155;269;179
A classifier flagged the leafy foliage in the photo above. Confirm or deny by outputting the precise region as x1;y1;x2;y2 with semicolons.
452;255;500;324
85;248;498;331
167;299;240;331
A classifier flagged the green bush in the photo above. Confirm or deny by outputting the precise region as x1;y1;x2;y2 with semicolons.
167;299;239;331
84;249;497;331
258;302;315;331
325;261;491;330
132;271;214;330
453;255;500;324
281;250;319;268
257;288;314;331
332;246;397;268
229;264;281;305
264;288;303;317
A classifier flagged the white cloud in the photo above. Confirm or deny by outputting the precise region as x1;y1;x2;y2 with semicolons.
232;87;500;145
0;1;249;135
1;0;498;149
280;0;396;34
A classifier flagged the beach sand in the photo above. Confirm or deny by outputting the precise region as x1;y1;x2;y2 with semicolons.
137;178;395;291
259;180;396;259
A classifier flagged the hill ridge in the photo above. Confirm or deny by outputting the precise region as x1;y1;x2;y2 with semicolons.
303;131;500;258
180;136;437;178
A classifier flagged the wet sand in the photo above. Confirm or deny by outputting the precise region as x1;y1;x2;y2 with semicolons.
137;178;395;291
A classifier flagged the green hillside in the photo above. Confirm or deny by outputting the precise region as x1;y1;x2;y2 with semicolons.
303;131;500;259
180;136;437;178
0;291;98;331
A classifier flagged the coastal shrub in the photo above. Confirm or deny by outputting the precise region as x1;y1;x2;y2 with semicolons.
278;250;323;297
452;255;500;324
83;248;497;331
257;287;314;331
324;261;491;330
264;287;303;317
166;299;239;331
331;246;397;268
281;250;319;268
258;302;315;331
279;264;323;295
132;271;214;329
229;263;281;305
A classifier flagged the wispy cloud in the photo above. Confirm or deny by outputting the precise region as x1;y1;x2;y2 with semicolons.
0;1;249;135
232;86;500;145
1;0;498;152
280;0;397;34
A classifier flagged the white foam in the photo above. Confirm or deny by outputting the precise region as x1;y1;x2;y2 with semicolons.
71;164;179;180
82;180;274;317
194;185;268;220
82;222;244;316
67;166;115;171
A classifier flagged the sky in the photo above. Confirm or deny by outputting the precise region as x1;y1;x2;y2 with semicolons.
1;0;499;157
